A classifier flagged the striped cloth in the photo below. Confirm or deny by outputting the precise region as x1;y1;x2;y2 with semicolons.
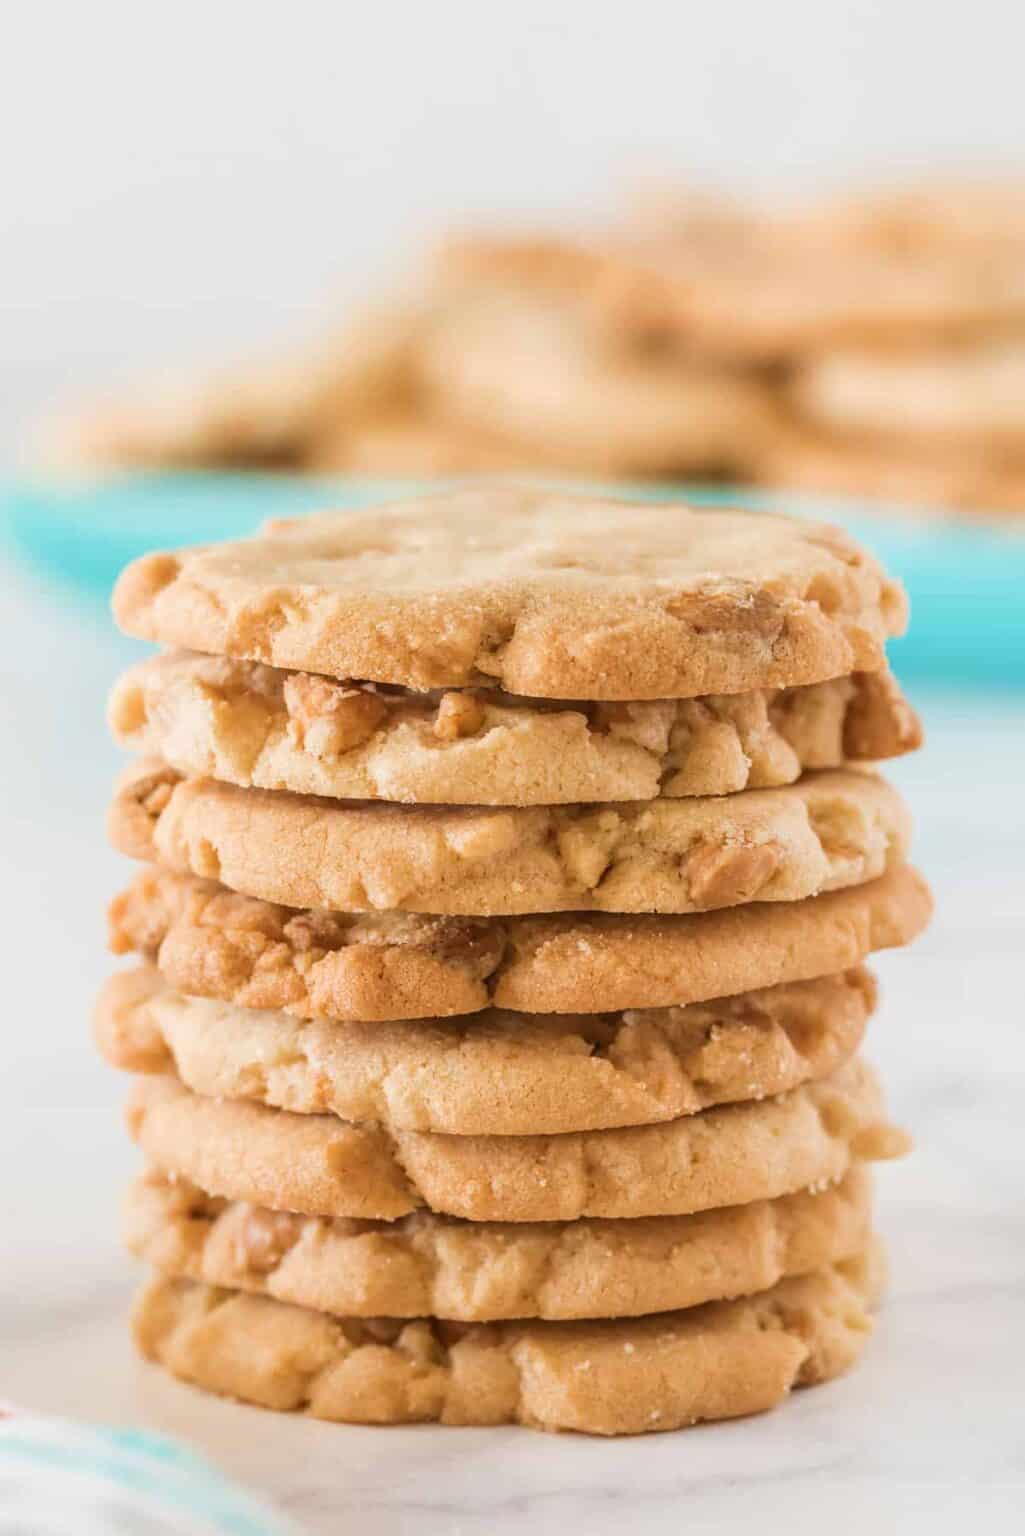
0;1408;292;1536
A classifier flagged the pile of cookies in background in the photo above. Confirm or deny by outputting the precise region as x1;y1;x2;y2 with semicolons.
57;179;1025;516
93;489;932;1434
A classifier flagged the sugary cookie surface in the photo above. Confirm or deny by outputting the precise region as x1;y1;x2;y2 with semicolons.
112;490;907;698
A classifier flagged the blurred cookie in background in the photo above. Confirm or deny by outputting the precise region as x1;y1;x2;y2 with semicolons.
43;176;1025;516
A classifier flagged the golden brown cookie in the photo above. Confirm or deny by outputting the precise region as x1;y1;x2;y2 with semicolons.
417;289;774;476
756;418;1025;517
108;863;931;1020
96;964;874;1135
108;760;911;917
49;294;431;475
790;339;1025;451
132;1248;884;1434
592;217;1025;362
111;491;908;698
125;1058;907;1223
312;413;538;476
49;356;329;473
125;1164;872;1321
109;651;920;806
789;178;1025;258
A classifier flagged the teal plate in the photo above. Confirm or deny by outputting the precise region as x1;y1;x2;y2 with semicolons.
2;472;1022;689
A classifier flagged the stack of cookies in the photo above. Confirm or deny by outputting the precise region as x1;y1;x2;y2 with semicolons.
97;490;931;1435
56;180;1025;515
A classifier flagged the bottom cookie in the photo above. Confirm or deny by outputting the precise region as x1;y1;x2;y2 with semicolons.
133;1245;883;1436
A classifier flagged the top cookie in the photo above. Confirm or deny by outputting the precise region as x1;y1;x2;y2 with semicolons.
112;490;907;699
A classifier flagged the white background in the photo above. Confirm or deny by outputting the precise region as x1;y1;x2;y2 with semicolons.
4;0;1025;455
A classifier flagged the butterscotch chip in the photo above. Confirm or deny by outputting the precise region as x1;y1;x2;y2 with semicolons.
684;840;783;907
124;1164;872;1321
108;863;931;1020
108;867;505;1022
131;1248;884;1433
109;652;920;806
96;964;874;1135
125;1057;904;1223
283;674;388;755
107;761;911;916
111;491;907;699
432;690;486;741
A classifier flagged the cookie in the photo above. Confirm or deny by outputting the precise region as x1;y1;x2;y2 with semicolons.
311;413;538;476
417;289;774;476
108;761;911;917
125;1164;872;1321
756;419;1025;517
791;340;1025;451
125;1058;907;1223
790;178;1025;258
96;964;874;1135
109;652;920;807
111;490;908;699
51;355;327;473
132;1249;883;1434
108;863;931;1021
51;295;430;475
593;221;1025;363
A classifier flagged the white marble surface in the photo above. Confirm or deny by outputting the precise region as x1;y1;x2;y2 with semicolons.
1;551;1023;1534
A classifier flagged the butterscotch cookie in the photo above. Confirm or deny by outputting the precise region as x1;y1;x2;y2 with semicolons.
417;289;774;476
126;1058;906;1223
125;1164;872;1321
96;964;874;1135
50;356;328;473
108;760;910;917
51;294;430;475
593;221;1025;363
756;419;1025;517
109;863;931;1020
111;490;908;699
132;1248;883;1434
110;651;920;807
312;413;539;476
789;178;1025;258
791;340;1025;451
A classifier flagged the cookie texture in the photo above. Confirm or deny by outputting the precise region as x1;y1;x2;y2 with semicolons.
110;651;921;807
132;1249;883;1434
108;761;911;917
97;964;874;1135
125;1058;907;1223
110;492;908;699
109;863;931;1020
125;1164;872;1321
